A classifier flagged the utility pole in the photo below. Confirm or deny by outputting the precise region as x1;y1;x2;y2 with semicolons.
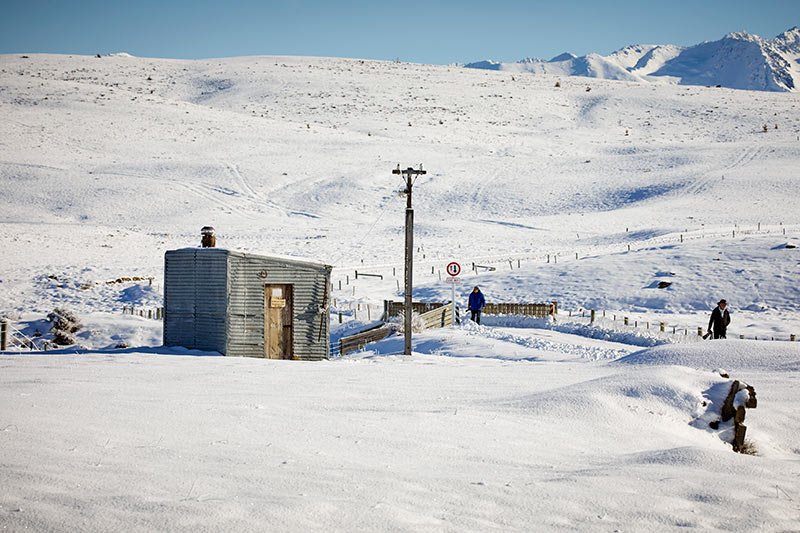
393;164;426;355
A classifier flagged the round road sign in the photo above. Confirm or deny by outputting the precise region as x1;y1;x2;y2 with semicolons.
446;262;461;277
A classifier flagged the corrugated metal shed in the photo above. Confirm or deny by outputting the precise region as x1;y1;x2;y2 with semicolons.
164;248;332;360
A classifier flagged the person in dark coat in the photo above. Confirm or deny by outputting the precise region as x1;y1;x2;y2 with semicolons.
708;299;731;339
468;286;486;325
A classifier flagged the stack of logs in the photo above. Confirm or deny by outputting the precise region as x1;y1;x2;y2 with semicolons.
709;379;757;453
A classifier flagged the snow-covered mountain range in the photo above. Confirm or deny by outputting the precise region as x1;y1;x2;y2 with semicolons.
466;27;800;92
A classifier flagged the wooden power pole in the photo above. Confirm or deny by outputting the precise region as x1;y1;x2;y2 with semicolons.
393;164;426;355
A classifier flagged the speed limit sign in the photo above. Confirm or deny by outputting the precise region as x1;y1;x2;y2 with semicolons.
446;262;461;277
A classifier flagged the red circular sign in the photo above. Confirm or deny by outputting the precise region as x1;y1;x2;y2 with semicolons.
446;262;461;277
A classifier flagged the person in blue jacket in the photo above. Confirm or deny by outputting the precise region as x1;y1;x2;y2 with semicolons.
468;286;486;324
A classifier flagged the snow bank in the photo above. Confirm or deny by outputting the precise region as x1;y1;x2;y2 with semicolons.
481;314;666;347
617;340;800;371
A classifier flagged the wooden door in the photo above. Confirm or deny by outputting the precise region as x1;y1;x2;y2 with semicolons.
264;285;293;359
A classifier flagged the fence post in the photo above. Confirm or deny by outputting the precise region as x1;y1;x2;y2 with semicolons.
660;322;665;332
790;334;796;342
338;312;342;324
624;317;629;326
590;310;595;324
697;327;703;336
740;334;744;339
1;319;8;351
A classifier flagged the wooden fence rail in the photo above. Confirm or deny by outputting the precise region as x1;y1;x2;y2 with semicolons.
338;303;456;356
418;303;453;329
339;324;393;356
383;300;557;319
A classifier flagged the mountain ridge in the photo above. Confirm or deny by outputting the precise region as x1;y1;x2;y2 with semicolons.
465;27;800;92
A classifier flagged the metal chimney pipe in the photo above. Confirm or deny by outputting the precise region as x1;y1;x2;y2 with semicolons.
201;226;216;248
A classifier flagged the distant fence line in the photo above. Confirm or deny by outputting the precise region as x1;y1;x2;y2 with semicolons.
329;222;798;296
560;307;797;343
122;306;163;320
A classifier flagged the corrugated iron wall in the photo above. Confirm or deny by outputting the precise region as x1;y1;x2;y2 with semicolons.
227;252;331;360
164;249;331;359
163;249;229;353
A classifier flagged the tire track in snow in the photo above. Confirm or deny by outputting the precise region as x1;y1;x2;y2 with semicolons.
724;145;767;171
685;145;767;197
94;168;261;219
222;160;291;215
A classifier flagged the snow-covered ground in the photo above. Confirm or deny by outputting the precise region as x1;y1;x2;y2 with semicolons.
1;53;800;530
2;337;799;531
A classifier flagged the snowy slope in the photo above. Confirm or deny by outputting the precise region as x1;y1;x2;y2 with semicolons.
1;52;800;531
653;32;794;92
1;339;799;531
1;52;800;338
466;27;800;92
605;44;661;70
506;52;647;83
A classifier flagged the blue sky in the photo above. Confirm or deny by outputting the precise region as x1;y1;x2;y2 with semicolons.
1;0;796;63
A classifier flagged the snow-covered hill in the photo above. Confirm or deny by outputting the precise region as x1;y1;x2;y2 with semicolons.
2;52;800;532
1;52;799;328
466;27;800;92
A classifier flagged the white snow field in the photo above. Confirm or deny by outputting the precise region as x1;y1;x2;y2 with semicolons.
2;340;799;531
1;53;800;530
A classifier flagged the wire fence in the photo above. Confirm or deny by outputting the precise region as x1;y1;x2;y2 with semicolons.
1;320;50;351
327;222;798;344
537;307;796;343
329;221;798;297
